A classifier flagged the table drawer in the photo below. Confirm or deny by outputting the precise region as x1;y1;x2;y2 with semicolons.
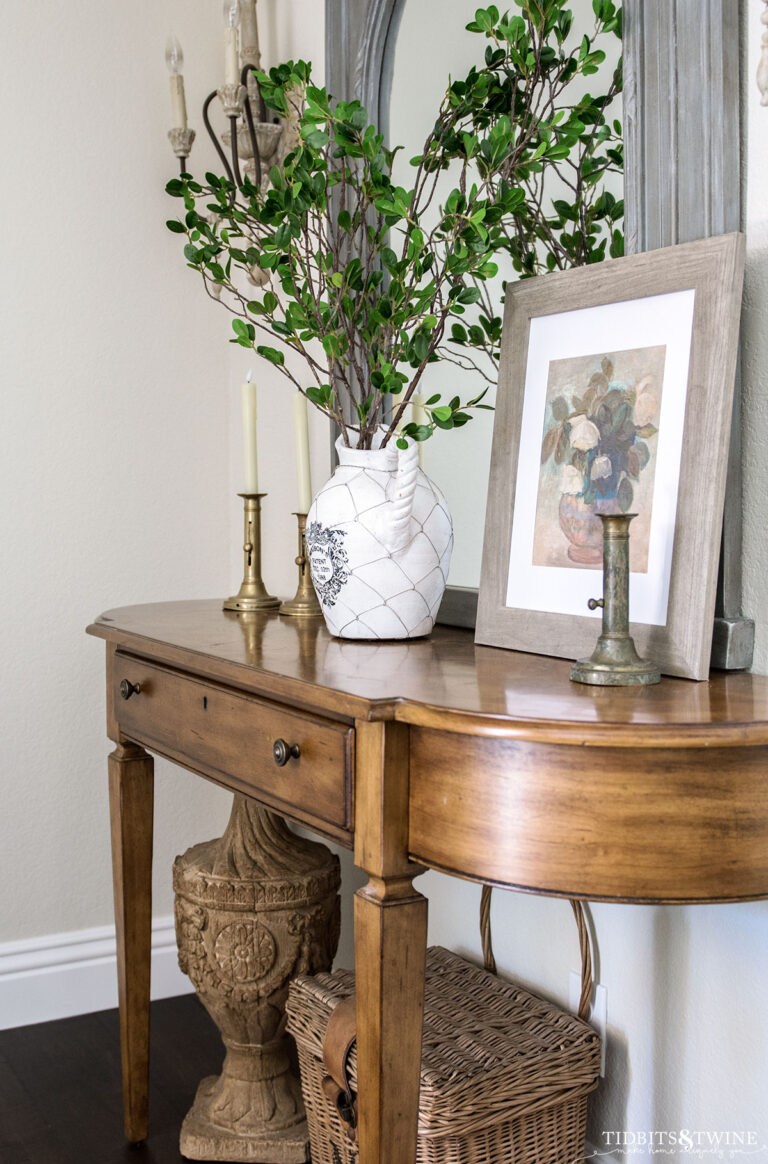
113;652;354;834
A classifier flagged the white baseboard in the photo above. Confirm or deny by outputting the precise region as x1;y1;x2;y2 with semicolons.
0;916;194;1030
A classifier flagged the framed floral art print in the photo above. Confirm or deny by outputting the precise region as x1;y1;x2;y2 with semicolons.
476;233;745;680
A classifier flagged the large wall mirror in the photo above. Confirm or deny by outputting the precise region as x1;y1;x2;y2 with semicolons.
325;0;751;667
387;0;622;591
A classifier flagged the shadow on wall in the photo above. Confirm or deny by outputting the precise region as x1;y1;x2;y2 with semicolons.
587;1026;630;1154
651;907;690;1136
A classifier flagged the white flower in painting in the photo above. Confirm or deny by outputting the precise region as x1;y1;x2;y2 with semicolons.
568;414;600;451
591;454;613;481
560;464;584;495
633;391;658;427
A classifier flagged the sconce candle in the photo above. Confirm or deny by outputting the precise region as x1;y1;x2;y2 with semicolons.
242;371;259;494
223;0;241;86
165;34;188;130
293;393;312;513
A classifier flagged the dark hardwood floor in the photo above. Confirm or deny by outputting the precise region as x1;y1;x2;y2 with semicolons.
0;995;223;1164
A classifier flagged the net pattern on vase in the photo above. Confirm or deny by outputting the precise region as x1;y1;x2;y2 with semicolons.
308;466;453;640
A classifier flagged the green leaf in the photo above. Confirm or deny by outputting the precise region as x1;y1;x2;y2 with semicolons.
305;385;327;408
166;220;186;233
256;344;285;367
301;126;330;149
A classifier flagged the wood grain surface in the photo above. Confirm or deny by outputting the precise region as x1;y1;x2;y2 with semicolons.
88;600;768;904
113;651;354;840
90;601;768;745
91;599;768;1164
409;730;768;903
108;741;154;1143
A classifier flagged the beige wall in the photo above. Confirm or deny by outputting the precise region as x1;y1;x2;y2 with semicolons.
1;0;230;943
2;0;768;1155
0;0;328;947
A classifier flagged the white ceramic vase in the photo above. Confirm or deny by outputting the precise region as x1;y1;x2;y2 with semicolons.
306;432;453;640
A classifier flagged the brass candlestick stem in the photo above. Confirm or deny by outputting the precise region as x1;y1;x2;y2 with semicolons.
279;513;323;618
223;493;280;613
570;513;661;686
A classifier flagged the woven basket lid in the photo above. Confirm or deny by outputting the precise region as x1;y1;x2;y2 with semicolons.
287;946;601;1140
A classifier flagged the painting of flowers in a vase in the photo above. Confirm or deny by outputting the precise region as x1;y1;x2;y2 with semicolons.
532;345;666;571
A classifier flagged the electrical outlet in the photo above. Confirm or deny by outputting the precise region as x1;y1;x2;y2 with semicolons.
570;971;607;1076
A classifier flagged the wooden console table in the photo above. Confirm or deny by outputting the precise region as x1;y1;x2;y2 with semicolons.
88;599;768;1164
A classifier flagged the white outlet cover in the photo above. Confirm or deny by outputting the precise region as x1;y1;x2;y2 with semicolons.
570;970;607;1077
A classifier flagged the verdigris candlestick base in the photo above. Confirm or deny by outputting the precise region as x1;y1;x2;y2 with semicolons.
570;644;661;687
571;513;661;687
174;797;340;1161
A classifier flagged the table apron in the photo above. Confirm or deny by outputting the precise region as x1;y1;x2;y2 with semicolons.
408;728;768;903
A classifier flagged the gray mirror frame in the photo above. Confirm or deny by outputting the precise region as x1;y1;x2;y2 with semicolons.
325;0;753;669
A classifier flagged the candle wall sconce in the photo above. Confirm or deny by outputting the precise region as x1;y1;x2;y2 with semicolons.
166;0;297;193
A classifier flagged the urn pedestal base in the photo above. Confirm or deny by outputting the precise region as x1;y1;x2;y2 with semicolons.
174;797;341;1163
180;1076;309;1162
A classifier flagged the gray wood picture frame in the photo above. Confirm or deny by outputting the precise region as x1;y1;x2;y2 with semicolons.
475;234;745;681
325;0;753;668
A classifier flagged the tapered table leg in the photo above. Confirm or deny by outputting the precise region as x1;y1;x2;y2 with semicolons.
108;742;154;1144
353;721;427;1164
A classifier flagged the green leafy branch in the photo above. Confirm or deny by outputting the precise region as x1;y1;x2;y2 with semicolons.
165;1;622;450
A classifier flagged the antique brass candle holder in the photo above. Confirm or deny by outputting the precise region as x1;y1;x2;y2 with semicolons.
570;513;661;687
223;493;280;613
280;513;323;618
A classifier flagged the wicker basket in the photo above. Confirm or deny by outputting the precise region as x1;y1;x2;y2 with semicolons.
286;944;601;1164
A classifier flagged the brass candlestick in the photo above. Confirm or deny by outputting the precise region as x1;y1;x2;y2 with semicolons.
223;493;280;612
570;513;661;686
279;513;323;618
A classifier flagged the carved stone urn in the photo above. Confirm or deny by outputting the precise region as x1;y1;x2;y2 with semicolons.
173;795;341;1161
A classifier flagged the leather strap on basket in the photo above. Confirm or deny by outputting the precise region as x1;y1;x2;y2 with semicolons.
321;994;359;1142
479;886;594;1022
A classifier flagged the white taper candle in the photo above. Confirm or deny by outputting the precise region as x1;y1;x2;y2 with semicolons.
223;0;241;85
169;76;188;130
224;26;240;85
293;393;312;513
165;35;188;130
242;371;259;493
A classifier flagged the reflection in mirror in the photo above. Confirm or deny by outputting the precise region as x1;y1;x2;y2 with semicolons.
388;1;623;588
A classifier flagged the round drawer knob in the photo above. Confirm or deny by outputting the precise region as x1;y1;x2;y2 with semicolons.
119;679;142;700
273;738;300;766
